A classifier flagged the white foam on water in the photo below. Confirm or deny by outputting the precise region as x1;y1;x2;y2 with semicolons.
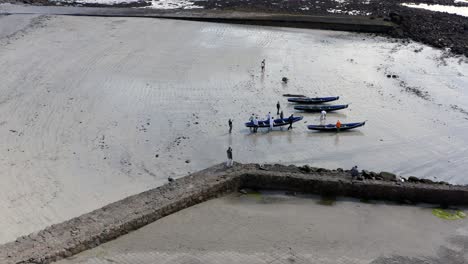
403;3;468;17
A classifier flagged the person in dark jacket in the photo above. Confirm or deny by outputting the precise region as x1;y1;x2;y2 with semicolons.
287;114;294;130
351;166;359;178
226;147;233;167
276;101;281;115
228;119;233;133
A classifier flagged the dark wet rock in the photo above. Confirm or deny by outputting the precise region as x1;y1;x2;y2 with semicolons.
362;170;373;179
282;77;288;83
168;177;174;182
386;74;391;78
407;176;420;182
185;160;190;163
380;172;397;181
299;165;311;173
438;181;449;185
420;178;435;184
391;75;398;78
155;154;159;158
389;12;402;24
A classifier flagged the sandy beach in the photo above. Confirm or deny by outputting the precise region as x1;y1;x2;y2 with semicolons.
0;14;467;244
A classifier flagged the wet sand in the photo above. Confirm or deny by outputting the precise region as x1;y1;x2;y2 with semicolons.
55;192;468;263
0;14;467;243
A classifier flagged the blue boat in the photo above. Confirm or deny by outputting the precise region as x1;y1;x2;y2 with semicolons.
294;104;348;112
245;116;303;128
308;121;366;131
288;96;339;104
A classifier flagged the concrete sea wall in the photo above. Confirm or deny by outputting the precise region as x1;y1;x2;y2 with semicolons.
1;163;467;264
0;4;395;33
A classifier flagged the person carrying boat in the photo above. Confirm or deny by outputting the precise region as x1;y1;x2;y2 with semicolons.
228;119;233;134
266;112;271;123
336;120;341;132
270;116;274;131
288;114;294;130
280;110;284;121
276;101;281;115
249;114;254;131
226;147;233;167
320;110;327;120
253;116;259;133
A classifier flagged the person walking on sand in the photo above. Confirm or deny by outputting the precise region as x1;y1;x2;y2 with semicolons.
261;59;265;72
320;110;327;120
228;119;233;134
336;120;342;132
226;147;233;167
288;114;294;130
276;101;281;115
270;116;274;131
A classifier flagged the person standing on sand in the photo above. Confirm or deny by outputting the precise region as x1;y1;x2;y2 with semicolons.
320;110;327;120
228;119;233;133
336;120;341;132
288;114;294;130
226;147;233;167
276;101;281;115
261;59;265;72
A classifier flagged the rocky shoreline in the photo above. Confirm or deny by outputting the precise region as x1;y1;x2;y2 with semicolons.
1;0;468;57
1;163;467;264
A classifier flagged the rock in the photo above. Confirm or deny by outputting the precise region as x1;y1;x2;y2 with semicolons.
420;179;434;184
407;176;420;183
155;154;159;158
438;181;449;185
299;165;311;173
389;12;402;24
282;77;288;83
185;160;190;163
391;75;398;78
168;177;174;182
375;176;384;181
380;172;397;181
362;170;372;179
386;74;391;78
239;189;248;194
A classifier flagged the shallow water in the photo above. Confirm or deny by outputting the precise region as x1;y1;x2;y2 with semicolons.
0;15;467;243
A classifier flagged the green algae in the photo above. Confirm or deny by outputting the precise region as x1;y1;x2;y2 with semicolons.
432;209;466;220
